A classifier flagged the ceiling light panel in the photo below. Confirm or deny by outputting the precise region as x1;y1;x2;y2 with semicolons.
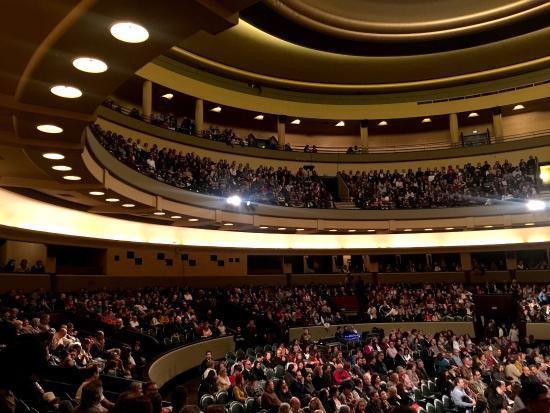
110;22;149;43
72;57;108;73
50;85;82;98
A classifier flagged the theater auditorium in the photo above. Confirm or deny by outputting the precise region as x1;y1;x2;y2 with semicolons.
0;1;549;413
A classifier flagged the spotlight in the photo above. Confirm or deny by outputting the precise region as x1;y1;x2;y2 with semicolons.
526;199;546;211
226;195;242;206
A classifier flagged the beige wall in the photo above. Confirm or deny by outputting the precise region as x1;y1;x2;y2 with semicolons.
106;247;182;276
369;130;450;149
503;109;550;137
182;252;247;277
148;335;235;387
377;272;465;284
0;274;51;292
97;116;550;176
526;323;550;340
0;240;47;269
286;132;359;149
105;247;248;277
288;322;476;341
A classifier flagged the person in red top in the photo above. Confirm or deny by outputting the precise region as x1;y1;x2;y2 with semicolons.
333;363;352;384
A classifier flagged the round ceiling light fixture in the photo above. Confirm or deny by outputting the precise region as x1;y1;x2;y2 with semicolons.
62;175;81;181
52;165;72;171
110;22;149;43
50;85;82;98
72;57;108;73
42;153;65;160
37;124;63;134
105;198;120;202
89;191;104;196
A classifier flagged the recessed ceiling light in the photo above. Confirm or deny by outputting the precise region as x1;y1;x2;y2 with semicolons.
110;22;149;43
335;121;345;127
42;152;65;160
122;203;135;208
513;104;525;111
37;124;63;134
62;175;81;181
291;119;301;125
153;211;165;216
424;228;433;231
524;222;535;226
296;228;305;231
277;227;286;231
329;229;338;232
483;225;494;228
378;120;388;126
259;226;269;229
403;228;412;232
210;106;222;113
472;130;478;134
188;218;199;222
421;118;431;124
468;112;479;118
72;57;108;73
89;191;105;196
52;165;72;171
254;114;264;120
445;227;455;230
171;215;182;219
105;198;119;202
224;223;234;226
161;93;173;100
367;229;376;232
348;229;357;233
50;85;82;98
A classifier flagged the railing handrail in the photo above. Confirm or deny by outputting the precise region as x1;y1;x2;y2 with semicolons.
102;100;550;155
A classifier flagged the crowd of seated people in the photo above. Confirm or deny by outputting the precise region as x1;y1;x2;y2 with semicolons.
520;284;550;323
1;279;550;412
339;157;539;209
0;258;46;273
377;258;462;273
195;327;550;413
92;123;334;208
516;260;549;271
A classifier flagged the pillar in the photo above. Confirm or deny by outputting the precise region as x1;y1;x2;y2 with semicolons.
492;107;504;142
449;113;459;146
277;115;286;146
194;98;204;135
360;120;369;151
142;80;152;120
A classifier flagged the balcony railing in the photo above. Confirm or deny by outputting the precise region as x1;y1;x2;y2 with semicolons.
102;100;550;155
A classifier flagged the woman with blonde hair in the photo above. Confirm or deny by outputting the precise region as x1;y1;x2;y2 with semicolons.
216;367;231;392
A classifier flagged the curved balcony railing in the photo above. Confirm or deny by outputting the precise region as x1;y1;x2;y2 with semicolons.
102;100;550;155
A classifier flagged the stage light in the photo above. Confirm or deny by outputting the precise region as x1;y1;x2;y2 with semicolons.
226;195;242;206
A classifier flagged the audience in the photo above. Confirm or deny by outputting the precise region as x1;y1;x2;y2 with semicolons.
339;158;539;210
1;279;550;413
94;113;539;211
92;123;334;209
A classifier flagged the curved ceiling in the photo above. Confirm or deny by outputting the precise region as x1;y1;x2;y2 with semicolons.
0;0;549;239
171;0;550;93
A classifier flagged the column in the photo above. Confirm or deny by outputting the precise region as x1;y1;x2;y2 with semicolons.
194;98;204;135
142;80;152;120
449;113;459;146
492;107;504;142
277;115;286;147
360;120;369;152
